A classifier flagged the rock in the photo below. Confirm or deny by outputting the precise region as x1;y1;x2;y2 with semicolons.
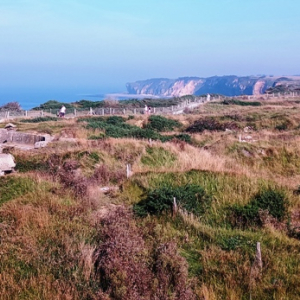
34;141;48;148
0;153;16;175
4;123;16;129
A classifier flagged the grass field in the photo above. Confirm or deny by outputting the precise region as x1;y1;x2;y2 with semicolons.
1;97;300;299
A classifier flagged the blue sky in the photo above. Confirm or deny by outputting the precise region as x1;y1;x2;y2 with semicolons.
1;0;300;94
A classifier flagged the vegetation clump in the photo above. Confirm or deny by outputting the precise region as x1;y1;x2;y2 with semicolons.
80;116;191;143
20;116;58;123
134;184;211;217
144;115;182;132
0;101;21;111
0;176;35;205
94;206;196;300
231;187;288;228
222;99;262;106
186;117;239;132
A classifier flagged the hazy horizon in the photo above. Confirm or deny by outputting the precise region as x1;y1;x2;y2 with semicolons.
1;0;299;106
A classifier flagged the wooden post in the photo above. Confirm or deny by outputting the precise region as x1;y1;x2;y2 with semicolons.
173;197;178;216
255;242;262;271
134;108;136;115
126;164;131;179
250;242;263;299
74;109;77;116
102;108;104;116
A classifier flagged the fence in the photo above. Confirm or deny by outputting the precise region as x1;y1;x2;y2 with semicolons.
1;92;300;121
0;96;208;120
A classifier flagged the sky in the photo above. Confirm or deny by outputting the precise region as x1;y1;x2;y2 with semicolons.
0;0;300;100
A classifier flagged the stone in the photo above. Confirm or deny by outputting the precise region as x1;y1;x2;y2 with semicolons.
34;141;48;148
0;153;16;174
5;123;16;129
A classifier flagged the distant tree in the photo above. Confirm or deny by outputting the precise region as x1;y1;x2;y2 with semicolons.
0;102;21;111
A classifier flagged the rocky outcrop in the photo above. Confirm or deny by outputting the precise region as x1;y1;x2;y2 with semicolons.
126;75;300;97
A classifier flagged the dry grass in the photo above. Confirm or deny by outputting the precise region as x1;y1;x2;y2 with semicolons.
2;98;300;299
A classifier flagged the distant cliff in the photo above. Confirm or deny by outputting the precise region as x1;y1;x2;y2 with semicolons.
126;75;300;97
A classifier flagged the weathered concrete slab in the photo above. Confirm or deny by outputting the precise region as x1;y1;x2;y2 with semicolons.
0;129;53;150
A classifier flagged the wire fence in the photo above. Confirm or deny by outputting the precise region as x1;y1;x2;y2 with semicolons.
1;91;300;121
0;96;208;120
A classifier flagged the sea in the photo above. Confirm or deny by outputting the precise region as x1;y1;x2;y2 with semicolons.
0;87;161;110
0;87;133;111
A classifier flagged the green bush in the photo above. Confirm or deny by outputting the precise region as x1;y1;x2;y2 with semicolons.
134;184;211;217
186;117;240;133
82;115;191;143
20;116;58;123
186;117;225;132
15;156;48;173
145;115;182;132
231;187;288;227
32;100;72;110
222;99;261;106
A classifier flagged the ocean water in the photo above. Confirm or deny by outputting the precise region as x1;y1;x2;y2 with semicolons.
0;87;122;110
0;87;162;110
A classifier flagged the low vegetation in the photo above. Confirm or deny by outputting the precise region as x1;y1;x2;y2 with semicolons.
1;96;300;299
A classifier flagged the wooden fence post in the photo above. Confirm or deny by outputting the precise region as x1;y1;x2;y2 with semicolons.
173;197;178;216
126;164;132;179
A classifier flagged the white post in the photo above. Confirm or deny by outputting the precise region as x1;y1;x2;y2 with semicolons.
239;134;242;142
102;108;104;116
74;109;77;116
126;164;131;179
255;242;262;271
173;197;178;216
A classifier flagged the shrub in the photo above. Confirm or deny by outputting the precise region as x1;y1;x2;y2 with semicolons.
186;117;240;133
14;154;48;173
231;187;288;228
93;207;153;300
83;115;191;143
145;115;182;132
0;101;21;111
186;117;225;133
134;184;211;217
222;99;261;106
20;116;58;123
93;206;196;300
57;159;88;198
